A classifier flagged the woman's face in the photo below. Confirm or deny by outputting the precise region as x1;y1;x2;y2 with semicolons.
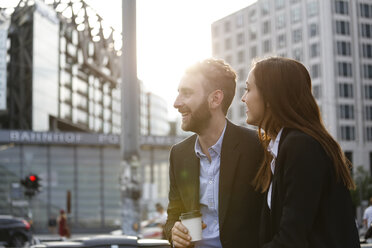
241;69;266;126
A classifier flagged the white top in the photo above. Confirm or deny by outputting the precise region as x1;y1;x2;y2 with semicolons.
267;128;284;209
154;211;168;225
364;206;372;227
194;121;226;247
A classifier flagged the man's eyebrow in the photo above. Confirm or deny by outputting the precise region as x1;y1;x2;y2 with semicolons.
179;87;193;93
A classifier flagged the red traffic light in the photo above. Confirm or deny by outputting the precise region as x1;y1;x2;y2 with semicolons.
29;175;36;182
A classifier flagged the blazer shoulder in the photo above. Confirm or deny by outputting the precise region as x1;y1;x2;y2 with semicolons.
230;123;259;140
279;129;331;168
171;134;197;153
281;129;321;149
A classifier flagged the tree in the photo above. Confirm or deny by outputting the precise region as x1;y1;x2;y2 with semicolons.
351;166;372;207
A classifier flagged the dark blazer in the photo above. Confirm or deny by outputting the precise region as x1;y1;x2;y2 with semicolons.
260;128;360;248
164;120;264;248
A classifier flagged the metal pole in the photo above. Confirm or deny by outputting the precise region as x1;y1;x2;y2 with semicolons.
121;0;141;235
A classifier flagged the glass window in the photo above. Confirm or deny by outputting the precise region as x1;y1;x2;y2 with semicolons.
76;148;101;227
291;7;301;23
275;0;285;9
361;23;372;38
250;30;257;40
277;34;286;49
237;33;244;46
276;14;286;29
366;106;372;120
336;20;350;35
338;62;353;77
365;85;372;99
340;126;355;141
238;68;246;81
292;29;302;43
238;50;245;63
249;9;257;22
261;0;269;15
310;43;320;58
311;64;321;78
336;41;351;56
338;83;353;98
307;1;319;17
236;14;244;28
360;3;372;18
225;55;232;64
103;147;121;226
362;44;372;58
224;21;231;32
263;40;271;53
263;21;271;35
309;23;319;37
363;64;372;79
335;0;349;15
312;85;321;99
366;127;372;141
225;38;232;50
251;46;257;58
293;48;303;61
339;104;355;119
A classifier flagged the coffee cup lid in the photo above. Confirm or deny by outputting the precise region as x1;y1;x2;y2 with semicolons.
180;210;202;220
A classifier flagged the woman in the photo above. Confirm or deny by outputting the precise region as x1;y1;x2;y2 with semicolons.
58;209;70;238
241;57;360;247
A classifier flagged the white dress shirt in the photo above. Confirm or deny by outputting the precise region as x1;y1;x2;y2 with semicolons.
267;128;283;209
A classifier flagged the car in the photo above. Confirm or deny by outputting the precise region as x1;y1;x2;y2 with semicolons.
30;235;170;248
140;221;164;239
0;215;33;247
110;221;164;240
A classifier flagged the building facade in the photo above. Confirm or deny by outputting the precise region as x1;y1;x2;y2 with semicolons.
0;0;174;231
2;0;123;133
0;130;180;231
212;0;372;174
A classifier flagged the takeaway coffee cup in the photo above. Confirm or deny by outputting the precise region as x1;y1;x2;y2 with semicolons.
180;210;202;242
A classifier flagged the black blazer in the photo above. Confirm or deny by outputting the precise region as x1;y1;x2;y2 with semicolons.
164;120;264;248
260;128;360;248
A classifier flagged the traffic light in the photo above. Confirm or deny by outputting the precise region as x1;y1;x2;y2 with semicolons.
20;174;41;197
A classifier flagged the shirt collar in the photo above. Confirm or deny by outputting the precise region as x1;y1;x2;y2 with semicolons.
194;121;227;158
267;128;284;158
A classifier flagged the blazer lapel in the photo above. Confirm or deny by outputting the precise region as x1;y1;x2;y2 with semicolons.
219;121;240;227
270;128;290;212
179;136;200;211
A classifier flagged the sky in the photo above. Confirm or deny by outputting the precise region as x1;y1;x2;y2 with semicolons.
1;0;257;119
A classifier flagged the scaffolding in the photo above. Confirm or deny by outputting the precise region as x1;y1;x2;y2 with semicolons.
3;0;122;133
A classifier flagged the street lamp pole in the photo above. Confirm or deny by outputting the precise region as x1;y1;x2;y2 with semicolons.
121;0;141;235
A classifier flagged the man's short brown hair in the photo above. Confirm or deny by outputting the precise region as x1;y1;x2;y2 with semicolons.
184;58;237;115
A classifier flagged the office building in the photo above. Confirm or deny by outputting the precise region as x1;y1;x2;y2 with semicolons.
212;0;372;173
0;0;174;232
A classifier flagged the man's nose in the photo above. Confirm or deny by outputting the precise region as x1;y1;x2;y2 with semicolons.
173;96;182;109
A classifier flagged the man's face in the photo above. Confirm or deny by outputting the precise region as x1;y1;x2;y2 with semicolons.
173;73;212;134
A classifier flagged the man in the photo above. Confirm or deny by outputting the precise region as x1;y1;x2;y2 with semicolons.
164;58;263;248
153;203;168;225
364;197;372;239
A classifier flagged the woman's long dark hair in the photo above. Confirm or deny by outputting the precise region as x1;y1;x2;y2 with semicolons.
251;57;355;192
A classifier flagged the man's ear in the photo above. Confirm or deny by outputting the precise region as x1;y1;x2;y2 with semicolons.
209;89;224;109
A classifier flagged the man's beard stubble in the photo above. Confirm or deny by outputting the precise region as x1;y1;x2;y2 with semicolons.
182;99;212;134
